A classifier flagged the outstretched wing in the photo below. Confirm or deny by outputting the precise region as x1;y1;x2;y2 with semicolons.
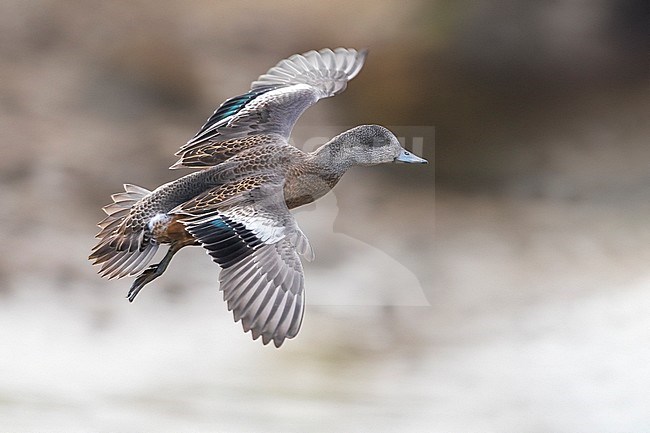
171;48;367;169
175;177;313;347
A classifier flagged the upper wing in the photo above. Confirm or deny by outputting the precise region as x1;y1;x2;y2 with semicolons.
171;48;367;169
175;177;313;347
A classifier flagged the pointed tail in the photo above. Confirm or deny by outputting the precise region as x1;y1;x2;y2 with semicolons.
89;184;159;279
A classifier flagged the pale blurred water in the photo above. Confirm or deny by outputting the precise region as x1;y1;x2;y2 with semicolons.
2;185;650;432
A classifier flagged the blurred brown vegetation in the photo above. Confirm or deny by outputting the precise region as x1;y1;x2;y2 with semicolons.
3;1;647;189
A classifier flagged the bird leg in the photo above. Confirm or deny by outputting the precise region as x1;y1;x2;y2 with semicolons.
127;243;181;302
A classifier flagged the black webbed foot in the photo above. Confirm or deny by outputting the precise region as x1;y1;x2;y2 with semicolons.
127;263;163;302
126;243;182;302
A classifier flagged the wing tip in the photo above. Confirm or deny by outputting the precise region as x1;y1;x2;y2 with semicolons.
250;47;369;94
169;160;183;170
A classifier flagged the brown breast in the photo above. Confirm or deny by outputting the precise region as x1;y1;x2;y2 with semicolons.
283;171;342;209
154;215;198;247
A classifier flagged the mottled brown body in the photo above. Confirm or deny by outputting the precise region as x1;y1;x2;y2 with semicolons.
154;144;345;244
91;135;355;270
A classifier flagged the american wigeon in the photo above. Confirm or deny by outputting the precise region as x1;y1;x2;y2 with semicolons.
90;48;427;347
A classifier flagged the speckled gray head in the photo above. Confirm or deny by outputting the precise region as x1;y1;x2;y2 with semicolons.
330;124;428;166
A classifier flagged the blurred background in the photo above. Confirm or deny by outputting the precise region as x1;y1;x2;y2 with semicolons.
1;0;649;431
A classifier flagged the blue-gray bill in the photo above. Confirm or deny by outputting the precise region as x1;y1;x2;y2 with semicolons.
394;148;428;164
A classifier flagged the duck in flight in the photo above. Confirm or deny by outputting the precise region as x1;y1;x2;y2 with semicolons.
89;48;427;347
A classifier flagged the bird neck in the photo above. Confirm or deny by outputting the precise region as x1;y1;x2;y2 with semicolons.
311;134;356;175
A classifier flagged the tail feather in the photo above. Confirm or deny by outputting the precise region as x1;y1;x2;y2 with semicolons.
123;184;151;195
90;184;159;279
98;240;158;280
